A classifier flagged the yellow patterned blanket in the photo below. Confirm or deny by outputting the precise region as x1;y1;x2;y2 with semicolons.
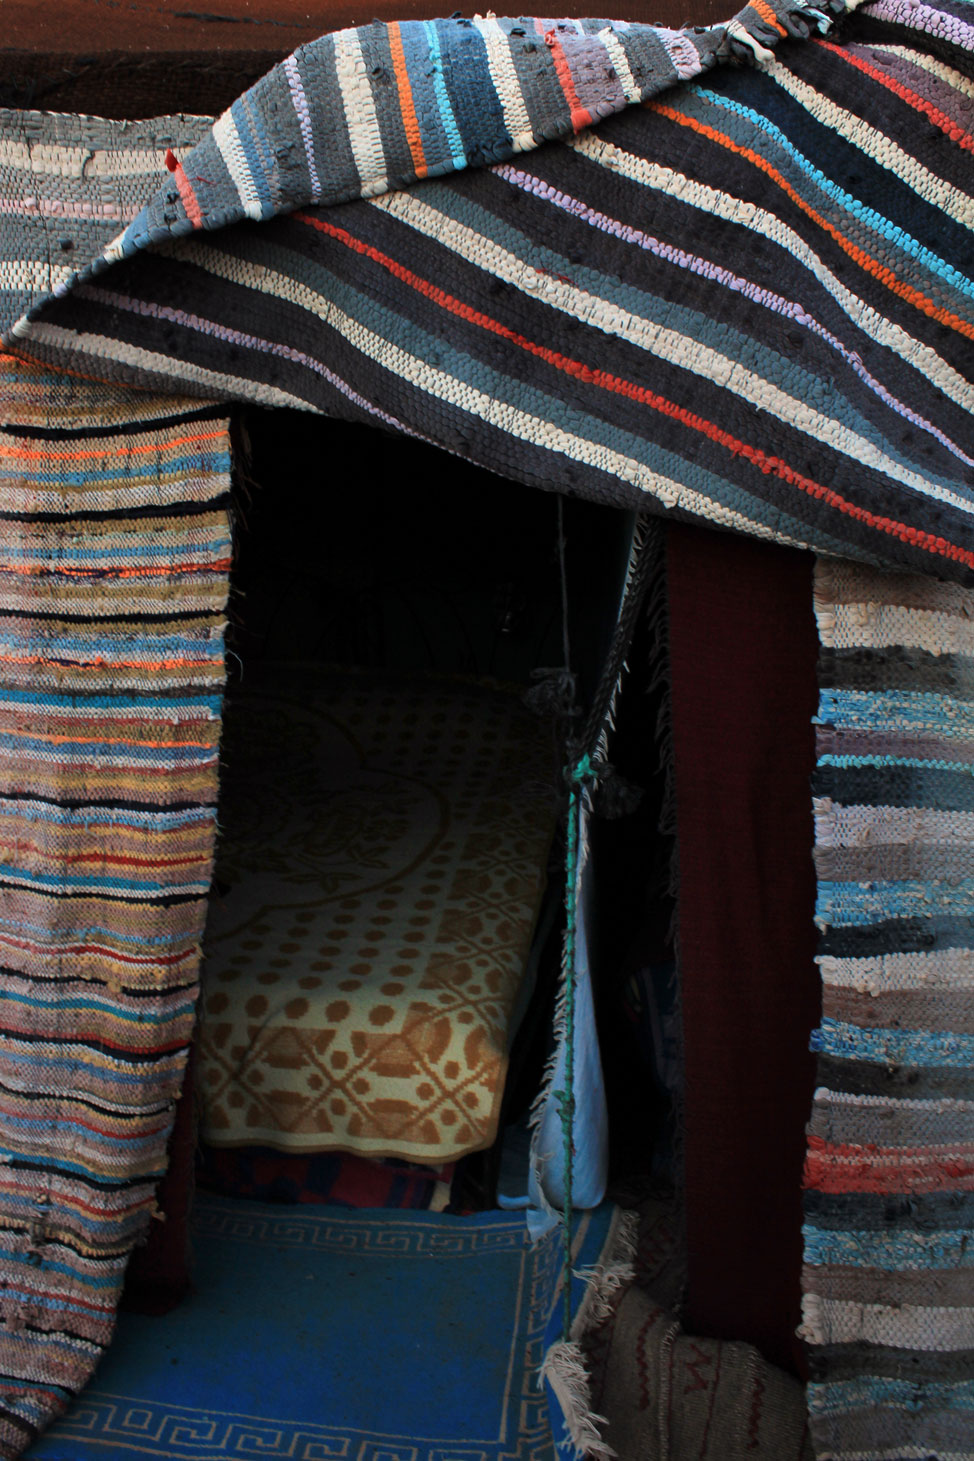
197;667;558;1162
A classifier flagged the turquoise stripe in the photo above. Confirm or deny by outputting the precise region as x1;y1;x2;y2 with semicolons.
808;1376;974;1415
811;1016;974;1068
0;540;229;563
0;866;208;894
0;991;194;1022
818;752;974;775
424;22;468;170
803;1224;974;1270
0;688;222;712
819;688;974;733
817;875;974;924
0;1146;165;1180
0;451;230;486
0;801;215;828
694;86;974;301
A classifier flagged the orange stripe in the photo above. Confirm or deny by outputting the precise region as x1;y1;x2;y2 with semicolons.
0;727;214;748
649;101;974;341
537;21;593;131
0;429;228;463
165;148;205;230
748;0;788;35
389;23;428;179
295;210;974;575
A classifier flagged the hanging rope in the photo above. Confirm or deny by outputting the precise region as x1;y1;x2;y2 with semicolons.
553;516;662;1342
559;748;595;1338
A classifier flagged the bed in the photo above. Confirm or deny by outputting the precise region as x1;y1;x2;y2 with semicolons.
196;665;559;1164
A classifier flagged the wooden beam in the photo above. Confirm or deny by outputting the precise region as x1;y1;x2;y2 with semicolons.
0;0;725;118
2;0;720;52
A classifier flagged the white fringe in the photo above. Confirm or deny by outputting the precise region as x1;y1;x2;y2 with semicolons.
541;1208;641;1458
541;1340;616;1460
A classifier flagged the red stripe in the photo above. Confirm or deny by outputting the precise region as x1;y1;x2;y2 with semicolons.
804;1133;974;1193
165;149;205;230
818;39;974;153
535;20;593;130
294;209;974;575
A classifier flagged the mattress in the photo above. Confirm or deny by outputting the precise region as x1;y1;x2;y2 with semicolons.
197;667;558;1163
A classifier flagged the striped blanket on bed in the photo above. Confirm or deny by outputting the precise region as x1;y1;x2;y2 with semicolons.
0;0;972;1455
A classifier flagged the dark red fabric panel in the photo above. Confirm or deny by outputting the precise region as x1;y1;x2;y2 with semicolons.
667;521;820;1375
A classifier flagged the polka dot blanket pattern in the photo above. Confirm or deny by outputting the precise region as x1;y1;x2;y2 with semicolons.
197;668;557;1162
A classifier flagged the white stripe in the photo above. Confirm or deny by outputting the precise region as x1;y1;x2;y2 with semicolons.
801;1292;974;1349
72;241;818;554
0;261;74;295
16;322;310;410
0;140;174;179
370;187;974;517
814;800;974;855
333;30;389;199
568;130;973;414
597;27;643;104
825;602;974;656
767;60;974;228
865;42;974;99
658;28;705;80
474;19;536;152
814;1087;974;1112
212;111;263;222
818;944;974;993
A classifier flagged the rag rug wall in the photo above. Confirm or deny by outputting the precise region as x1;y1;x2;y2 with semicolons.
0;0;972;1456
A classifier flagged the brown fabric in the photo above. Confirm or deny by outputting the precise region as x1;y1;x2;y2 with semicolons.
590;1283;814;1460
667;522;820;1374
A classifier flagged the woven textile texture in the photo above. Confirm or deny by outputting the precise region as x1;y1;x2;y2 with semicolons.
0;352;230;1457
2;0;971;584
803;559;974;1457
0;0;972;1455
198;666;557;1162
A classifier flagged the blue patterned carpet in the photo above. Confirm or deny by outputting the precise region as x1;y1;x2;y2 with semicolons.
27;1195;613;1460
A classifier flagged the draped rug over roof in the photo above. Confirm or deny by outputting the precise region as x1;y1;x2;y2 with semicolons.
0;0;973;1455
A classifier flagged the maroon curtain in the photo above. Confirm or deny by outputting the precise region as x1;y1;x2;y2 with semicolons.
667;521;820;1375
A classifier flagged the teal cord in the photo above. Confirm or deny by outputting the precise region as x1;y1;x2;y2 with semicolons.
559;752;593;1341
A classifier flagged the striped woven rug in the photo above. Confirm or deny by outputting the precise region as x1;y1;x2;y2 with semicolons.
0;0;972;1455
0;355;230;1458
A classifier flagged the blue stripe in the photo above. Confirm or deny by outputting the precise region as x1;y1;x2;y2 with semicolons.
424;22;468;170
693;86;974;301
0;451;230;486
817;875;974;924
0;991;195;1022
0;541;229;564
819;688;974;734
0;802;216;829
811;1017;974;1069
803;1223;974;1270
808;1376;974;1414
0;738;216;765
231;100;275;219
0;688;222;712
0;867;208;894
